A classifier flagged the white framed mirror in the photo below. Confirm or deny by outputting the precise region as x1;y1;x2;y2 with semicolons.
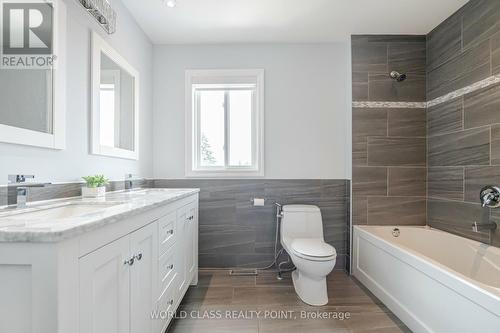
0;0;66;149
91;32;139;160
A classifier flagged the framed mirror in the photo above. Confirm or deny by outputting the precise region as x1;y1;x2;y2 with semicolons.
91;32;139;160
0;0;66;149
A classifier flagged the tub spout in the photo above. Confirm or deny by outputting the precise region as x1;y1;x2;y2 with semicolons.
472;221;497;233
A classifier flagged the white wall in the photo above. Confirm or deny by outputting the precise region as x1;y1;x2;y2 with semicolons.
153;43;351;179
0;0;154;185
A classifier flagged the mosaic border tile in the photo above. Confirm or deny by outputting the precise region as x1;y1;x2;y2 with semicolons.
353;74;500;109
427;74;500;107
352;101;426;109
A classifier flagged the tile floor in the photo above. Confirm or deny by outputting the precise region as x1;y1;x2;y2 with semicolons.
168;270;411;333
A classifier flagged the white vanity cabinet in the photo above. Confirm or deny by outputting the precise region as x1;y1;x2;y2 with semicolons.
79;222;159;333
0;191;199;333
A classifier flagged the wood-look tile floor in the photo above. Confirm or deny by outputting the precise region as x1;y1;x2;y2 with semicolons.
168;270;412;333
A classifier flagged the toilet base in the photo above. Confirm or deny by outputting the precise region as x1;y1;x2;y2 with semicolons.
292;270;328;306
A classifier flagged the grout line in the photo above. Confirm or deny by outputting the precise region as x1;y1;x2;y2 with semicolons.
490;126;493;166
386;167;389;196
461;97;465;130
462;167;466;202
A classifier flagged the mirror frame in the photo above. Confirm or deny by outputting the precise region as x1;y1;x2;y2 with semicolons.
91;32;139;160
0;0;66;149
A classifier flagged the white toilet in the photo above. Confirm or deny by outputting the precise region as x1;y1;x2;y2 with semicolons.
280;205;337;306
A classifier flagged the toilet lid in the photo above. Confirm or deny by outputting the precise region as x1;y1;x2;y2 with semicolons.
291;238;336;258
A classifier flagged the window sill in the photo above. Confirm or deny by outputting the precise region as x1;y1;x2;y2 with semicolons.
185;169;264;178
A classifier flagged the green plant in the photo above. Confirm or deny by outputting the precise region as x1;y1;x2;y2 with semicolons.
82;175;109;188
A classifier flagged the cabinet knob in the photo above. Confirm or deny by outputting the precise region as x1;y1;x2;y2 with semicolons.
168;264;174;270
135;253;143;261
124;257;135;266
168;299;174;306
168;229;174;235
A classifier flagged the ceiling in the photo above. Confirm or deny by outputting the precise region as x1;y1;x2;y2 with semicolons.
121;0;469;44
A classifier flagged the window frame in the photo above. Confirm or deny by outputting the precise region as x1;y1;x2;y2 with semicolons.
185;69;265;178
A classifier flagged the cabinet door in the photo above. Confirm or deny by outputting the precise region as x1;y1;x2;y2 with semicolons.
130;222;158;333
79;236;131;333
175;206;188;296
186;202;197;280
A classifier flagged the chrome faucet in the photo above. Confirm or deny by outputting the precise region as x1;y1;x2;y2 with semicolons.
473;185;500;234
7;175;50;208
479;185;500;208
125;173;134;191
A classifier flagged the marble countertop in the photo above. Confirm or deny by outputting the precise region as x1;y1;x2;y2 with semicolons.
0;188;199;243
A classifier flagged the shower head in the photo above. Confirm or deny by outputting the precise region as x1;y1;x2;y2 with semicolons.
390;71;407;82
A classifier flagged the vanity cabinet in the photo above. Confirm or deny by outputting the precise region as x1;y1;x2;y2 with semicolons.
0;191;198;333
80;221;159;333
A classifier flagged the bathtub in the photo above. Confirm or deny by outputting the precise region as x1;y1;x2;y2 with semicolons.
352;225;500;333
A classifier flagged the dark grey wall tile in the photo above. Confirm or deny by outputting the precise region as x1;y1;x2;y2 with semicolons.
367;197;426;225
368;137;426;166
489;209;500;247
352;72;368;101
352;167;387;196
427;98;463;136
352;136;367;166
427;40;491;100
464;166;500;203
388;167;426;197
369;73;426;102
388;42;426;74
351;42;387;73
427;12;462;72
427;199;490;243
491;31;500;74
491;124;500;164
352;196;367;225
154;179;349;268
388;108;426;137
464;83;500;128
352;108;387;137
0;179;152;205
462;0;500;49
428;167;464;200
353;35;426;44
0;187;6;206
428;128;490;166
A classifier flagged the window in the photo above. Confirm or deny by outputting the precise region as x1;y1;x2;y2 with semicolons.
186;69;264;177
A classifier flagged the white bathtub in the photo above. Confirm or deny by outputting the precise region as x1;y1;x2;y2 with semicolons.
353;225;500;333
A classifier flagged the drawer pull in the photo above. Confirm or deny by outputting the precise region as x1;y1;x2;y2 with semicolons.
124;257;135;266
168;264;174;270
135;253;143;261
168;299;174;306
167;229;174;235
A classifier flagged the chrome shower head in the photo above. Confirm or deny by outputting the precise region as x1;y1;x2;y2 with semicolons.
390;71;407;82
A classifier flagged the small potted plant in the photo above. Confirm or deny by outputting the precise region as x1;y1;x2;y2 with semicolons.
81;175;109;198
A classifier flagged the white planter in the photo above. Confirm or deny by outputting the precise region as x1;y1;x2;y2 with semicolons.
82;186;106;198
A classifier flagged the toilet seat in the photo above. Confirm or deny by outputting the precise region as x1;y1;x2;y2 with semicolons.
291;238;336;261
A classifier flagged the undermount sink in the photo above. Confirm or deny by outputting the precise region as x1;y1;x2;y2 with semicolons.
1;202;124;221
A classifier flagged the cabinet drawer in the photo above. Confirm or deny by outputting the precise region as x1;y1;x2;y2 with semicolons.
159;211;176;255
159;244;177;297
156;278;177;333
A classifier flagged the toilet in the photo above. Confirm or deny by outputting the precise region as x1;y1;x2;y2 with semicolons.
280;205;337;306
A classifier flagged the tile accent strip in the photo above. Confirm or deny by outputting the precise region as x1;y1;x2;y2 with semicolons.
352;74;500;109
352;101;426;109
427;74;500;107
353;74;500;109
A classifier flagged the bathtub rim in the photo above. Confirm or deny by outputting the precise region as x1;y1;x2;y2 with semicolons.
353;225;500;318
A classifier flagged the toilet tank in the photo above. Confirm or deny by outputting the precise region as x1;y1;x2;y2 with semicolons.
281;205;324;240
